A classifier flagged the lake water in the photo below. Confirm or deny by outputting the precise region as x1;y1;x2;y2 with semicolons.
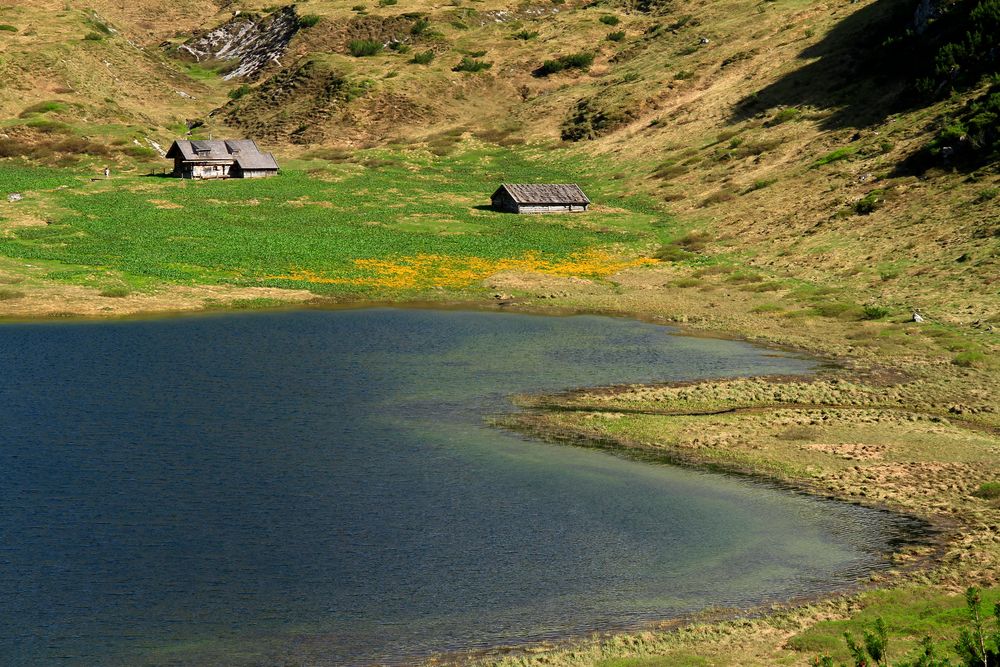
0;308;920;666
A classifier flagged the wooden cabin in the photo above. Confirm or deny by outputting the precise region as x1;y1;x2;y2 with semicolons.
490;184;590;214
165;139;279;179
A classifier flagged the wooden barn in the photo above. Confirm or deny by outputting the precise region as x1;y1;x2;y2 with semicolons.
490;183;590;214
165;139;279;179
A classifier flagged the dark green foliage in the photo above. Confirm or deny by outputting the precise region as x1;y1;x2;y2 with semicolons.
766;106;802;126
512;29;538;40
465;49;487;58
18;101;67;117
955;587;1000;667
348;39;383;57
928;85;1000;166
298;14;321;28
974;482;1000;500
379;0;398;5
534;51;594;77
410;17;431;34
862;304;891;320
410;49;435;64
0;24;18;32
854;191;883;215
228;84;252;100
599;14;621;25
452;56;492;72
83;32;105;41
606;30;626;42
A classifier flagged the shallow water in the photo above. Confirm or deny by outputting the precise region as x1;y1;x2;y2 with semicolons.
0;308;917;666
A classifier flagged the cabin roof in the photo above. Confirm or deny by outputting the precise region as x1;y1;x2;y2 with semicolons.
166;139;278;169
493;183;590;205
235;151;279;171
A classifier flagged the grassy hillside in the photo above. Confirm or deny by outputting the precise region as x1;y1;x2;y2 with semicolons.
0;0;995;329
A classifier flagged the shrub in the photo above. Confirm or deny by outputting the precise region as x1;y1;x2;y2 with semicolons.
379;0;398;5
512;29;538;40
701;188;737;206
0;24;18;33
654;245;694;261
743;178;776;193
452;56;492;72
348;39;383;57
83;32;105;41
953;350;986;367
812;146;857;167
18;101;66;117
766;106;801;126
298;14;321;27
228;84;252;100
973;482;1000;499
861;304;890;320
674;69;694;79
410;49;435;64
466;49;487;58
410;17;431;34
853;190;883;215
975;187;999;203
534;51;594;77
99;287;131;298
606;30;626;42
599;15;621;25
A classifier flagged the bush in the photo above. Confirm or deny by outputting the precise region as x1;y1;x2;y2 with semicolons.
379;0;398;5
410;49;435;64
606;30;626;42
348;39;383;57
0;24;18;33
973;482;1000;499
298;14;321;27
452;56;492;72
854;190;884;215
975;187;999;203
83;32;105;41
18;101;66;117
599;14;621;25
228;84;252;100
862;304;891;320
953;350;986;367
534;51;594;77
766;107;802;126
99;287;131;298
512;30;538;40
410;17;430;34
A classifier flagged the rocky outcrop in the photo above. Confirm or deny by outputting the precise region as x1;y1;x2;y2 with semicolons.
176;6;300;80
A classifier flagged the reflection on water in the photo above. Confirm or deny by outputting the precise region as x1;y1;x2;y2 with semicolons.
0;309;919;666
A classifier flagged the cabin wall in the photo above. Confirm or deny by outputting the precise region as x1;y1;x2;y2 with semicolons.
491;192;518;213
515;204;588;214
175;160;233;179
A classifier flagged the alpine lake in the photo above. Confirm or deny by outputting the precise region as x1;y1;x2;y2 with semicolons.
0;308;925;666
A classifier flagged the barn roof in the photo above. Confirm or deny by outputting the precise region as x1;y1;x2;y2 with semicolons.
493;183;590;205
166;139;278;169
235;151;279;171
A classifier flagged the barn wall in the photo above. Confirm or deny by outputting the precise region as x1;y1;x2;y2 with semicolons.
516;204;586;214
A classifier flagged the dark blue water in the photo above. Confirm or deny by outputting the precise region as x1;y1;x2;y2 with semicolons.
0;308;914;666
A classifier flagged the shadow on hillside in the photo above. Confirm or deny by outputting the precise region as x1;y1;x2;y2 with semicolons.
730;0;918;129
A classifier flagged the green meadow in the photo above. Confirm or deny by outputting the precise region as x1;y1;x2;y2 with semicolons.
0;146;671;296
